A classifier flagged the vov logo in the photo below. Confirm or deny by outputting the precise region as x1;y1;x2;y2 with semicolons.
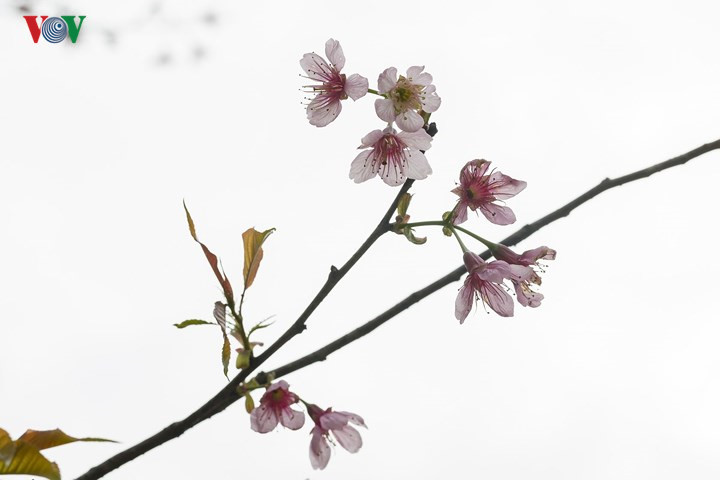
23;16;86;44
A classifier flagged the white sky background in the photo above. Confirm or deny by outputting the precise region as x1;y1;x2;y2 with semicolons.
1;0;720;478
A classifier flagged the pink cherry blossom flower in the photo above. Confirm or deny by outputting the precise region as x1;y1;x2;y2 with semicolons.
455;251;534;321
375;66;441;132
250;380;305;433
300;39;369;127
491;244;556;308
350;126;433;186
307;404;366;470
451;159;527;226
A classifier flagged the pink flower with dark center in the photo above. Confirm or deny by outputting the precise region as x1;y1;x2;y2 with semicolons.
307;404;366;470
250;380;305;433
300;39;369;127
451;159;527;226
491;244;556;308
350;126;432;186
455;251;534;321
375;66;441;132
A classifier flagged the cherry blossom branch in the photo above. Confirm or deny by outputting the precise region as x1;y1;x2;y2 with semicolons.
262;137;720;381
74;177;417;480
74;136;717;480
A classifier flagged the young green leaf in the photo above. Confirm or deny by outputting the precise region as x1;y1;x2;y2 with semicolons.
173;319;214;329
247;317;275;338
242;228;275;290
221;334;231;379
403;226;427;245
244;394;255;414
397;192;412;218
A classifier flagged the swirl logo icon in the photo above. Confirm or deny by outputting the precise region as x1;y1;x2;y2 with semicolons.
23;15;86;44
41;17;67;43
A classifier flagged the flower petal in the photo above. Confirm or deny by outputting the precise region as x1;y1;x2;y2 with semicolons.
374;98;396;123
507;264;535;282
489;172;527;199
338;411;366;428
514;281;544;307
405;150;432;180
333;425;363;453
406;65;425;79
462;251;486;274
280;408;305;430
250;404;279;434
265;380;289;395
377;67;398;94
307;95;342;127
408;66;433;85
480;282;515;317
519;246;557;264
455;280;475;323
320;411;349;430
299;53;331;81
324;38;345;71
350;150;376;183
452;203;469;225
397;129;432;151
421;91;441;112
380;163;406;186
460;159;491;185
359;129;384;148
309;429;331;470
344;73;369;101
479;202;516;225
396;109;424;132
478;260;515;282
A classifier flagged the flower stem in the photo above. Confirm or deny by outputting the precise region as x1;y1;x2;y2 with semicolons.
367;88;381;96
401;220;445;228
450;227;470;253
233;292;251;350
453;225;496;250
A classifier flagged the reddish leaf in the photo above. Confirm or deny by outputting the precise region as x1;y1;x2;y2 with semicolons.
183;202;234;302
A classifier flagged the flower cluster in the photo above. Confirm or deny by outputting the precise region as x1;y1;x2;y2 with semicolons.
188;38;556;478
300;39;441;186
449;160;556;320
241;39;557;474
249;381;366;470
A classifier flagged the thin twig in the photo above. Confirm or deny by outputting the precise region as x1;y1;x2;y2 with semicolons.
265;138;720;380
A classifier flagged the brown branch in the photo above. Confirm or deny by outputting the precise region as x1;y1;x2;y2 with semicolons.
265;138;720;381
74;134;718;480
